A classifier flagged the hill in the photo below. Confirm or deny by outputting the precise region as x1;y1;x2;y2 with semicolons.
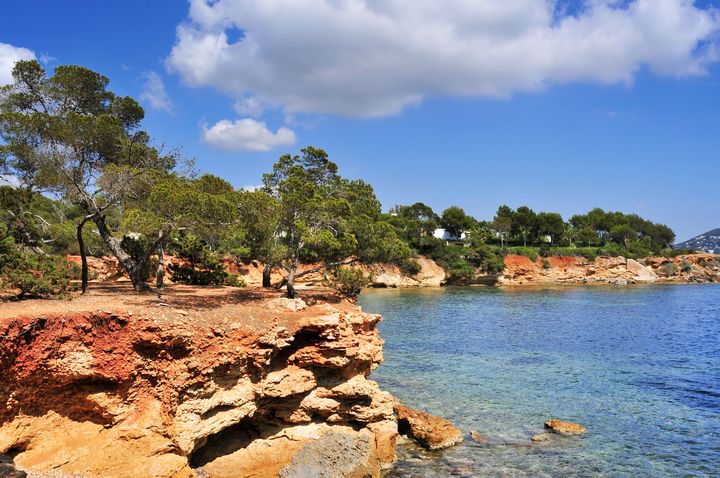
676;228;720;253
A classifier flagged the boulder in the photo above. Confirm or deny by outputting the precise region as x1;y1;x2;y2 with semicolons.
626;259;658;283
544;419;586;435
394;404;463;450
279;430;380;478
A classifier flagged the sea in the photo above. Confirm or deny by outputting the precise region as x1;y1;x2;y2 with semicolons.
358;285;720;477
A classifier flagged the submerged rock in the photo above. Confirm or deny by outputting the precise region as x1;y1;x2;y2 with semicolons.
394;404;463;450
469;431;489;444
530;433;553;443
544;419;587;435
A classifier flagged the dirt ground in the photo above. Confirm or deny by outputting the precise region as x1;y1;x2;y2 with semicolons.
0;283;351;333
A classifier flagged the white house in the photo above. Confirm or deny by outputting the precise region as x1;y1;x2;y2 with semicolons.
433;228;468;244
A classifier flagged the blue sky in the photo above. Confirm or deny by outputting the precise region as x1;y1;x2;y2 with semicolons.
1;0;719;242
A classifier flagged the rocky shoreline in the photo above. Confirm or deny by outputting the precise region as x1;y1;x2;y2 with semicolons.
0;286;399;477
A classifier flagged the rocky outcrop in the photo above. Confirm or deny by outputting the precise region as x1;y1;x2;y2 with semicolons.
394;404;463;450
355;257;446;288
0;286;397;477
279;430;379;478
498;253;719;286
544;419;587;435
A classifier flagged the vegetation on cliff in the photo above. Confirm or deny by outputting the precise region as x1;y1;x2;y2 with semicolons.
1;60;685;297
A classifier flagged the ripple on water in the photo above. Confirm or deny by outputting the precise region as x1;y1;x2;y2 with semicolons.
359;285;720;478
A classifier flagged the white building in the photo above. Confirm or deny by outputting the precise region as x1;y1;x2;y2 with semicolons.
433;228;467;243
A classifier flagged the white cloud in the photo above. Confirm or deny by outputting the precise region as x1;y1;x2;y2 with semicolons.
241;184;262;192
234;96;264;117
139;71;173;112
167;0;720;118
202;118;296;152
0;42;35;86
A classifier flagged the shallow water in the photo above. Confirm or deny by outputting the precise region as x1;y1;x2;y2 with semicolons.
358;285;720;477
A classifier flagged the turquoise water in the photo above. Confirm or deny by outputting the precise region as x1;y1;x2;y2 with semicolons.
358;285;720;477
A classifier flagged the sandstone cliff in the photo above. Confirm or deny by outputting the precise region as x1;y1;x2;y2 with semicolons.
498;253;719;286
0;285;397;478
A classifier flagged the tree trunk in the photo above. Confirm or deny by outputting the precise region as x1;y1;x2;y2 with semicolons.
76;218;89;294
92;214;146;290
262;264;272;288
286;270;297;299
156;243;165;289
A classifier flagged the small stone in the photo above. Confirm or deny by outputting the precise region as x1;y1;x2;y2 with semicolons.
544;419;586;435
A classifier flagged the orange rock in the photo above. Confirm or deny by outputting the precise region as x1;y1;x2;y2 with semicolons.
394;404;463;450
544;419;587;435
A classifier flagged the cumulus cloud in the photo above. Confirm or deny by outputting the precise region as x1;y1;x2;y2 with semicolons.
167;0;720;118
0;42;35;86
202;118;296;152
139;71;173;112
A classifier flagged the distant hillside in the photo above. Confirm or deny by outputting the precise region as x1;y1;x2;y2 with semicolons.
676;228;720;253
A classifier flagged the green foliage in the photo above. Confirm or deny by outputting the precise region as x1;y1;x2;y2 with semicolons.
542;259;552;269
0;224;76;298
440;206;475;238
509;246;539;261
331;267;370;298
262;147;409;296
399;258;422;276
169;235;230;286
465;244;504;274
119;235;156;282
223;273;247;288
680;259;692;273
3;255;77;299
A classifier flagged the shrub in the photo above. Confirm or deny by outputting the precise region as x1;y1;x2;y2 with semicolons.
399;258;422;276
3;255;76;299
169;235;229;286
224;273;247;288
542;259;552;269
661;262;678;277
510;246;539;261
120;234;157;282
680;259;693;273
332;268;370;298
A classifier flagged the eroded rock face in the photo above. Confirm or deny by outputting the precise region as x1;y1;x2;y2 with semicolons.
394;404;463;450
0;292;397;478
498;253;719;286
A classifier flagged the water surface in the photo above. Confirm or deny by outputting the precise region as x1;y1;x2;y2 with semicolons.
359;285;720;477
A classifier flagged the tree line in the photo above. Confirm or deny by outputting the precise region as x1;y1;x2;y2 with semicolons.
0;60;677;298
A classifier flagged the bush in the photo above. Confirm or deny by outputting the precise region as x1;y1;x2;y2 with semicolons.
120;234;157;282
169;235;229;286
332;268;370;298
3;255;76;299
661;262;678;277
542;259;552;269
509;246;539;261
399;258;422;276
680;259;692;273
224;273;247;288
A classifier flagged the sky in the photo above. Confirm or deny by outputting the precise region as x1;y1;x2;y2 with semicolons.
1;0;719;242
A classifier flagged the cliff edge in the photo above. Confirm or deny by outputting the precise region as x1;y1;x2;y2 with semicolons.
0;285;397;478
